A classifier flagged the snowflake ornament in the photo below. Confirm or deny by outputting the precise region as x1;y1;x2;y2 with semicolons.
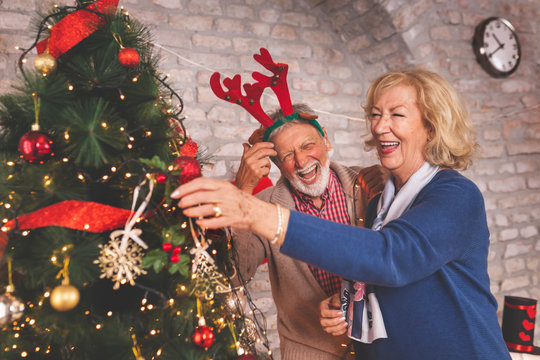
94;237;147;290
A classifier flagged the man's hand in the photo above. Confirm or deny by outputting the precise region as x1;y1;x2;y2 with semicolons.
235;142;277;193
320;293;348;336
358;165;390;203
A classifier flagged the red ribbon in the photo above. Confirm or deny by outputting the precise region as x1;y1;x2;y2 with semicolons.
36;0;119;58
2;200;134;234
504;301;536;311
506;341;534;352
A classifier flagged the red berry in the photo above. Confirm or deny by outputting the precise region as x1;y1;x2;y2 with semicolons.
170;254;180;263
156;173;167;183
172;246;182;254
162;242;172;252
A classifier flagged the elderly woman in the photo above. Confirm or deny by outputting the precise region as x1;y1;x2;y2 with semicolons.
171;70;510;359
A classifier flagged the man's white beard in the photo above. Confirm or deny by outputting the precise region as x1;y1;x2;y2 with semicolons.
288;160;330;198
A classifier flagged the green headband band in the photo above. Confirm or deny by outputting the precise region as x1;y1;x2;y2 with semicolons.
263;113;325;142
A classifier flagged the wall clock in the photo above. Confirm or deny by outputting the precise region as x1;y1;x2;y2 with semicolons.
472;17;521;78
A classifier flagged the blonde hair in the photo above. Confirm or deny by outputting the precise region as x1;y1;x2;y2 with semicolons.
364;69;477;170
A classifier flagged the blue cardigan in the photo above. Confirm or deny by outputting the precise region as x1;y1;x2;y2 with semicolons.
281;170;510;360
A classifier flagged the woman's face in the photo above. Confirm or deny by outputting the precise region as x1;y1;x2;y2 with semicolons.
370;85;431;189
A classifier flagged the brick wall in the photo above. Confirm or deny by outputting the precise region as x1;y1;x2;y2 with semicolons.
1;0;539;357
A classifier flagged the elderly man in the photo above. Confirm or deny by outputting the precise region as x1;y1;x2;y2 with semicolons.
231;103;386;360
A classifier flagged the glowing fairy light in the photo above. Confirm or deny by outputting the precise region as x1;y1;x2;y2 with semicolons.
6;161;14;166
68;84;73;91
111;167;117;172
96;324;102;330
120;94;125;100
62;158;69;162
50;256;57;263
101;122;108;128
22;231;29;236
64;131;69;140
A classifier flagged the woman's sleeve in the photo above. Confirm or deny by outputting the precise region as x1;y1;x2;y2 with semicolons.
280;175;488;287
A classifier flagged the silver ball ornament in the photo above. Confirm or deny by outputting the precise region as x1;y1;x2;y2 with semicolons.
0;293;25;328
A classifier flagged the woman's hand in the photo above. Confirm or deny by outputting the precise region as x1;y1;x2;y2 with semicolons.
320;293;348;336
171;177;289;245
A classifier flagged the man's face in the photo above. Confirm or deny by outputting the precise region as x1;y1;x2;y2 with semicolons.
272;123;331;198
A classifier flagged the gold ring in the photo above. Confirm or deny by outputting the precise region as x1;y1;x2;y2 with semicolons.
212;204;222;217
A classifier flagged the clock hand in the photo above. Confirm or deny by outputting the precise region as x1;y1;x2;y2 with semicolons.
492;33;503;47
488;43;505;58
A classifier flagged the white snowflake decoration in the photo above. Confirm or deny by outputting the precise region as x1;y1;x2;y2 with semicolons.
94;237;147;290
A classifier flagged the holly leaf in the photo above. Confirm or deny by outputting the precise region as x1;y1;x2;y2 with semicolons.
139;155;168;172
142;249;168;273
168;254;190;277
162;226;186;246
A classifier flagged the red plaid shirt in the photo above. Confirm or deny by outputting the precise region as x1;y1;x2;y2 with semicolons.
291;169;351;297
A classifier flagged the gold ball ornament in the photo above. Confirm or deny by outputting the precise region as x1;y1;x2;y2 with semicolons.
50;284;80;311
34;53;57;76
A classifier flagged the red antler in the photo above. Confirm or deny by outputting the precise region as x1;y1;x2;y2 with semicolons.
209;48;294;128
252;48;294;116
210;73;274;127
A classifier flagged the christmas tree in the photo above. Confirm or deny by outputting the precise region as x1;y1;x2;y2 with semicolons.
0;1;269;359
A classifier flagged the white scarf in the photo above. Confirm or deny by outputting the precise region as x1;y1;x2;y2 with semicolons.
340;162;440;343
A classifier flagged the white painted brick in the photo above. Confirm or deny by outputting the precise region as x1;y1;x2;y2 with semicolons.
0;12;31;30
504;257;525;273
304;61;329;76
508;142;540;155
270;24;297;40
152;0;183;9
495;214;508;227
169;14;213;31
215;18;245;33
302;30;334;45
505;242;533;258
291;77;317;92
516;160;536;173
527;175;540;189
500;228;519;241
214;143;244;157
232;37;267;53
246;22;271;37
520;226;538;239
488;176;526;193
329;66;353;79
501;80;535;94
508;213;530;224
281;12;318;27
192;34;231;50
501;275;530;291
186;0;222;15
227;4;254;19
259;8;280;23
318;80;339;95
201;160;228;178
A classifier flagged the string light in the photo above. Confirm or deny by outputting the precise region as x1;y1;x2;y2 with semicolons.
68;84;74;91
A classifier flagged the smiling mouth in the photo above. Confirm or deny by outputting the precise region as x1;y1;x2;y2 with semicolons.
297;163;319;182
380;141;399;154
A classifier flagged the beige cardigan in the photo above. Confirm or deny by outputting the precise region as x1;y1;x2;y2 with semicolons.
232;162;368;360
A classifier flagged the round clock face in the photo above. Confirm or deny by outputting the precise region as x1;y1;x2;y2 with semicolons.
473;17;521;78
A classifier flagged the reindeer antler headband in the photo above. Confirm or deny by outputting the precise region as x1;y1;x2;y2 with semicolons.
210;48;324;142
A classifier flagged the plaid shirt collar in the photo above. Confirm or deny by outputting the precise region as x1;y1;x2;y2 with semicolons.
291;168;344;214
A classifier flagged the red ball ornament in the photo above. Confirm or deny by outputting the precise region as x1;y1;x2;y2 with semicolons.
18;131;54;163
173;156;201;184
118;47;140;68
192;325;215;349
162;242;172;252
170;254;179;263
156;173;167;183
236;354;259;360
179;140;198;157
172;246;181;255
